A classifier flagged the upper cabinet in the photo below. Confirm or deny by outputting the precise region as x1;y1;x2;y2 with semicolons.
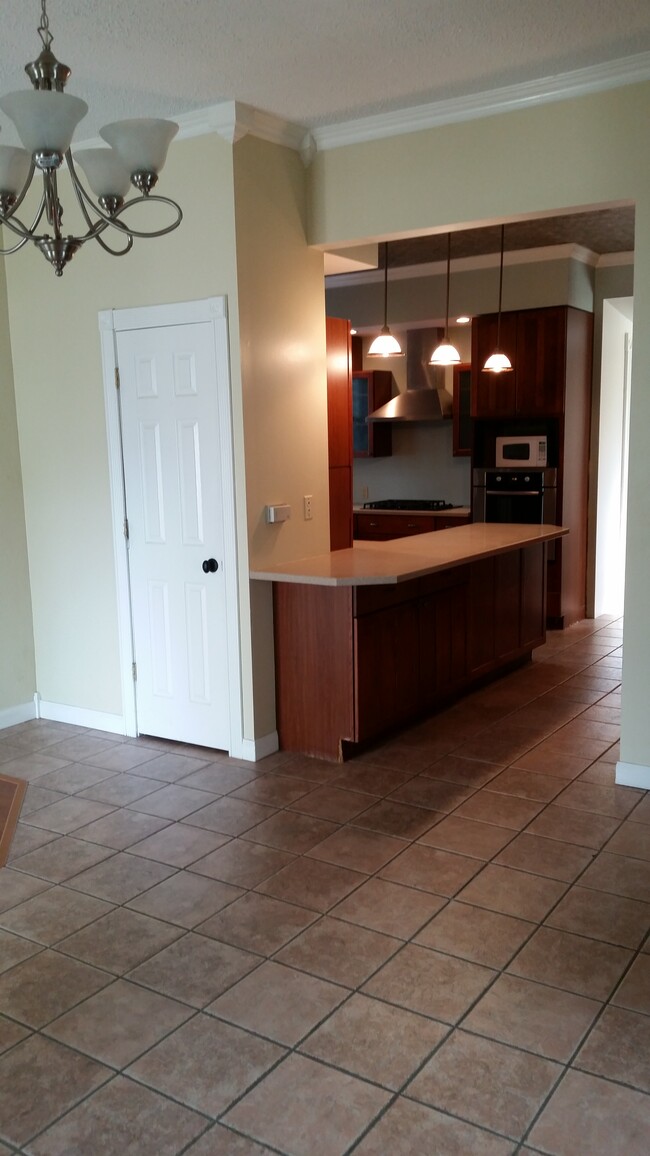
352;370;393;457
452;363;472;456
471;306;568;419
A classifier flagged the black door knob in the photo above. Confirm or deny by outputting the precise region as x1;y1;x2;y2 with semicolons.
202;558;219;573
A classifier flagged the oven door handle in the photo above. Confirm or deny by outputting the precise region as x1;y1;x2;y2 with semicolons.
485;489;543;497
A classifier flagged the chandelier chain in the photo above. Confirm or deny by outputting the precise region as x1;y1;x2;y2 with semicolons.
37;0;53;52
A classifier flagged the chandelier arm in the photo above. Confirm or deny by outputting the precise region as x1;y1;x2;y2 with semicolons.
92;230;134;257
0;233;32;256
109;194;183;239
65;153;182;239
0;192;48;241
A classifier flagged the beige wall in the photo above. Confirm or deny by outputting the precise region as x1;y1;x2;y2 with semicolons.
7;134;242;719
310;81;650;774
5;130;329;746
0;259;35;715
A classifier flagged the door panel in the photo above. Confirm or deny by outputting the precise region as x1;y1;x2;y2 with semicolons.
117;321;230;749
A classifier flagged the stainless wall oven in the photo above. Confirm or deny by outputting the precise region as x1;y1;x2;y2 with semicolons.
473;468;557;526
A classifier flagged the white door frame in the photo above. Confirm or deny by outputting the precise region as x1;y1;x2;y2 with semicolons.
99;296;245;757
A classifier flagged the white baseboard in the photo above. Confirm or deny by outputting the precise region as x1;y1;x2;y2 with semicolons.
237;730;279;762
0;701;37;730
615;760;650;790
36;698;128;736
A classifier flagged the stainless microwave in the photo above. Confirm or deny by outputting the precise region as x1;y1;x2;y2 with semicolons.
495;435;547;468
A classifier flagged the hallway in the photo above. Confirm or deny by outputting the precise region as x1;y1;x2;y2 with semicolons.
0;616;648;1154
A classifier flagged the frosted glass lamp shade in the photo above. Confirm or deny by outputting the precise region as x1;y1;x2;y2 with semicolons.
0;145;31;194
74;148;131;197
0;90;88;157
483;351;513;373
99;118;178;176
430;340;461;366
367;327;403;357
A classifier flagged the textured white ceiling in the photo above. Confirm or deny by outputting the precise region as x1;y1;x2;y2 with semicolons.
2;0;650;143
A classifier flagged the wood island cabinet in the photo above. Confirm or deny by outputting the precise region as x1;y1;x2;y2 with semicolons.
273;541;547;761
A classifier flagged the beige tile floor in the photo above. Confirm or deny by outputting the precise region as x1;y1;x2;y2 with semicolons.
0;616;648;1154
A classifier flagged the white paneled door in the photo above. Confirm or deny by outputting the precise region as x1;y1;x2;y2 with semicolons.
116;319;231;749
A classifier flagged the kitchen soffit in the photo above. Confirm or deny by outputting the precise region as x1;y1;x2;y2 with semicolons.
386;207;635;267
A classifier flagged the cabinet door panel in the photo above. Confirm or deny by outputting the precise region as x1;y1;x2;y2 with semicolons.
515;308;566;416
419;582;468;709
326;317;352;467
520;543;546;646
355;602;420;741
453;363;472;455
471;313;518;417
494;550;521;657
468;558;496;673
352;371;393;458
329;466;353;551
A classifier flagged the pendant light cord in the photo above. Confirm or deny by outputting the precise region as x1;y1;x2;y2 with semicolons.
444;233;451;341
382;241;389;329
496;224;505;351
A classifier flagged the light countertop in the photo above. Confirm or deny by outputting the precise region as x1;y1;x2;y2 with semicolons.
250;522;568;587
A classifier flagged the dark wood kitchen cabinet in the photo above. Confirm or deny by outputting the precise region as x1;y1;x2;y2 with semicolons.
352;370;393;457
471;306;575;419
471;305;593;628
354;511;471;540
452;362;472;455
272;541;546;760
326;316;353;550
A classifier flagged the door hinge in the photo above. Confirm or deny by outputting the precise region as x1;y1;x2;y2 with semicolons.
132;662;137;681
115;366;120;390
123;517;129;540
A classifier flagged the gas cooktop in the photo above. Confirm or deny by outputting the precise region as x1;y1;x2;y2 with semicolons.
362;499;456;511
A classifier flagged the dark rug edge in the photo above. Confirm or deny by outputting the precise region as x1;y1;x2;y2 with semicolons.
0;774;27;867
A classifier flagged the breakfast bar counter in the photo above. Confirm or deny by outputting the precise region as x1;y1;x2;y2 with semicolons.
252;524;568;761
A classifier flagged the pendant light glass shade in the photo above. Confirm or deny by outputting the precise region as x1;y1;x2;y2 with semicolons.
0;90;88;162
74;149;131;198
483;350;512;373
483;223;513;373
99;118;178;178
368;325;403;356
430;233;460;365
367;241;403;357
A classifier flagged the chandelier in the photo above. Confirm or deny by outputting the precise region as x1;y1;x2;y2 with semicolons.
0;0;182;276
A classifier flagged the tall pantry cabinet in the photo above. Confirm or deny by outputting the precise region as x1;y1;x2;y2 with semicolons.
326;316;353;550
471;305;593;628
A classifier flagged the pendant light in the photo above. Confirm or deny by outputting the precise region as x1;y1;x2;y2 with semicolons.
430;233;460;365
367;242;403;357
0;0;181;276
483;224;513;372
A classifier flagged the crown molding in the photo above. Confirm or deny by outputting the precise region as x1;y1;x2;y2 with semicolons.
173;100;310;154
325;243;603;288
312;51;650;152
597;251;635;267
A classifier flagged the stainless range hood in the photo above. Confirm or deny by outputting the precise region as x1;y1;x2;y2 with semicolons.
367;328;453;422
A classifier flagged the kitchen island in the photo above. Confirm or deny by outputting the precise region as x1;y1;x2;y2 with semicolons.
252;523;568;761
